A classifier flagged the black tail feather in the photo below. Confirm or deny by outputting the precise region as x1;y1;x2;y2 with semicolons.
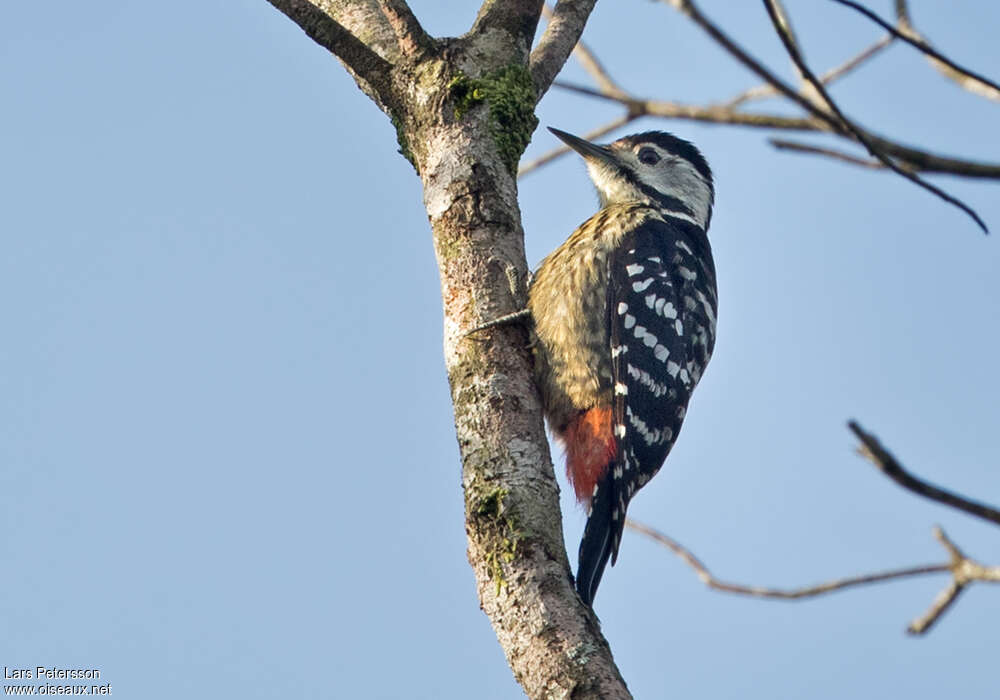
575;472;624;606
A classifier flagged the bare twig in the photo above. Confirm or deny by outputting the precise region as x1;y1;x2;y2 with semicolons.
628;518;1000;635
906;527;966;634
864;135;1000;179
672;0;988;202
768;0;808;87
721;83;781;109
555;81;823;130
625;519;949;599
907;527;1000;634
909;578;964;635
536;0;999;184
895;1;1000;102
546;81;1000;180
629;421;1000;635
848;421;1000;527
820;33;894;86
661;0;839;123
530;0;600;97
831;0;1000;100
769;138;892;170
762;0;988;233
723;33;892;109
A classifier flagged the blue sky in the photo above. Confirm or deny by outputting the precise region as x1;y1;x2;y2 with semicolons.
2;2;998;698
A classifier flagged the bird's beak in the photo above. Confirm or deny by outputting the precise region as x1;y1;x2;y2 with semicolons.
548;127;615;165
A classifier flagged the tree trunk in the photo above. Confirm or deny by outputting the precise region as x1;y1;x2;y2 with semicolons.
264;1;628;697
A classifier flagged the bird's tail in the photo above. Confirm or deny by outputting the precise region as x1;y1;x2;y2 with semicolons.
575;470;624;607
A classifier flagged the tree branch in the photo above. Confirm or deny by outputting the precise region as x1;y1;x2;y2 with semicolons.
542;3;624;97
265;0;396;107
530;0;599;97
378;0;433;60
762;0;988;233
848;421;1000;528
472;0;545;62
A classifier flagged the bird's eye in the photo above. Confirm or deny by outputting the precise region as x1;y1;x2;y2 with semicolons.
637;147;660;165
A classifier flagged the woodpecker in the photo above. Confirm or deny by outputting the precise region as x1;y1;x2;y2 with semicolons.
529;127;717;606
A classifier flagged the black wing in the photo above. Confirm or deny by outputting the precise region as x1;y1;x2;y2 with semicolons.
576;216;717;606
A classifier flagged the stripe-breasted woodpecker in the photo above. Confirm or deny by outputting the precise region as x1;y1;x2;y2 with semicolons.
529;127;718;606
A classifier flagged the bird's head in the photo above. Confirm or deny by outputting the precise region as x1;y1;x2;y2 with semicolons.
549;127;715;230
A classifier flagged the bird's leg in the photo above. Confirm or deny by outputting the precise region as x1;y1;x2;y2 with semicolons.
465;308;532;336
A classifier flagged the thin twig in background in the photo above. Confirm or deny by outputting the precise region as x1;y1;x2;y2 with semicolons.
762;0;988;233
767;0;808;86
863;135;1000;178
831;0;1000;99
529;0;1000;188
625;519;949;599
894;0;1000;102
551;77;1000;180
554;81;823;129
723;33;892;109
526;0;1000;643
907;527;1000;634
628;516;1000;635
661;0;836;123
628;418;1000;634
848;421;1000;527
769;139;890;170
816;32;893;87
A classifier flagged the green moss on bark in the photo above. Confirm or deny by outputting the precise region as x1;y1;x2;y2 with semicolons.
449;65;539;174
391;113;418;173
469;485;523;596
